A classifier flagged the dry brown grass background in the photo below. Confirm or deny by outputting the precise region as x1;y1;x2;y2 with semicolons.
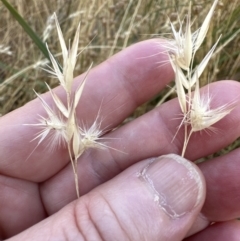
0;0;239;118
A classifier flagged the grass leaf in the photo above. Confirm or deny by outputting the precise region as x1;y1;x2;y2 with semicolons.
1;0;49;60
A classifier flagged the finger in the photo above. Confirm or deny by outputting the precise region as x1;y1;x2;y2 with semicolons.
184;148;240;235
199;148;240;221
41;80;240;214
8;154;206;241
0;39;173;181
176;147;240;237
0;175;45;239
185;220;240;241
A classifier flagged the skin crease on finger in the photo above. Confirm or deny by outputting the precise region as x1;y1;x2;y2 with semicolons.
1;38;240;239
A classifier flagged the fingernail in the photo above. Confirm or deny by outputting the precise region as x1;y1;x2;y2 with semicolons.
139;154;204;219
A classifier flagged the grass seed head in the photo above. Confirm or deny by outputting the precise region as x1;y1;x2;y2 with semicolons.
79;118;104;151
35;115;67;149
53;13;81;95
165;0;219;73
165;4;193;71
28;92;67;150
189;80;234;132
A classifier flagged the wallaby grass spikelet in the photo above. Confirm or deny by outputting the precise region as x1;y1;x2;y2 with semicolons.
165;0;235;157
27;14;106;198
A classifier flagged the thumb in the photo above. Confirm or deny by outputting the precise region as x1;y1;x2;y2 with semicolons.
9;154;206;241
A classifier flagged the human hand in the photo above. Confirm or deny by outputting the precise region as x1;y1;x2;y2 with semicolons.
0;40;240;240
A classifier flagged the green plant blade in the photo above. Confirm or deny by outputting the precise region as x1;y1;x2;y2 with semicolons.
1;0;49;60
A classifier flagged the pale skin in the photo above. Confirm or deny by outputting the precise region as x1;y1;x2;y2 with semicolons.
0;40;240;240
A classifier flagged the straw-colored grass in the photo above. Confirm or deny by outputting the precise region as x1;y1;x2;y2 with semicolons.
0;0;239;116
